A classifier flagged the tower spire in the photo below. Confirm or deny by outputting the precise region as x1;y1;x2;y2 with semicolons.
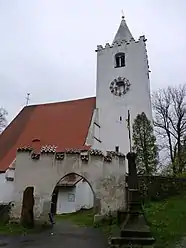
113;15;133;43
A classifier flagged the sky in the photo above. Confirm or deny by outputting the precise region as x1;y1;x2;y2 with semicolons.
0;0;186;123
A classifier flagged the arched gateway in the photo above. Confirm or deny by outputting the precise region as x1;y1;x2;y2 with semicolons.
11;146;126;223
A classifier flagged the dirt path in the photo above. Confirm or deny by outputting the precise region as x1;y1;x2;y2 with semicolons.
0;221;108;248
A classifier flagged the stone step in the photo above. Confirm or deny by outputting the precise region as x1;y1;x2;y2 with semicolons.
121;229;153;238
110;236;155;246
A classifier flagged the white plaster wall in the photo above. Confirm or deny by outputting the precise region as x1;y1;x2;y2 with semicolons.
94;37;152;155
12;151;126;220
0;172;14;204
75;180;94;210
56;187;76;214
5;169;15;179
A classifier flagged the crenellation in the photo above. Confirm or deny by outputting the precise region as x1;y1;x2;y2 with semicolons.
31;152;40;160
105;42;111;48
129;37;135;43
13;147;127;222
80;151;89;162
104;154;112;163
17;146;32;152
96;37;146;53
40;145;57;153
97;45;103;51
90;149;103;156
138;35;147;43
16;146;125;164
55;152;65;160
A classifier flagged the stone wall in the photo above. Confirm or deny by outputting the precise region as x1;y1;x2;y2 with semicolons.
126;176;186;202
0;204;11;224
12;148;126;223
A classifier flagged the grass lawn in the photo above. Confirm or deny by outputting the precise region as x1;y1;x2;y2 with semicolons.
56;208;119;236
0;222;51;235
144;193;186;248
56;193;186;248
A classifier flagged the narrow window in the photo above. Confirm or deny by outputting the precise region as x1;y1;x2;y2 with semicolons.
115;146;119;153
119;116;122;121
115;53;125;68
116;56;120;67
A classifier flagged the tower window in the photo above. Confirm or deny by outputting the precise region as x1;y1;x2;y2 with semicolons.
115;146;119;153
115;53;125;68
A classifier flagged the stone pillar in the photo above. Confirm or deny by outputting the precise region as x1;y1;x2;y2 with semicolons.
110;152;155;247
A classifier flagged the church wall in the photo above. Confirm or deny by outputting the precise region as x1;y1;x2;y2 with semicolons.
56;187;76;214
94;37;152;155
0;170;14;204
75;179;94;210
11;150;126;223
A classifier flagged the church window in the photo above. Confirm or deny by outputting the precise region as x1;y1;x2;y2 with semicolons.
115;53;125;68
115;146;119;153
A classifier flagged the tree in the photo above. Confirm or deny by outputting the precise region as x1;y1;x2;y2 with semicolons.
0;107;8;133
132;112;158;175
152;84;186;175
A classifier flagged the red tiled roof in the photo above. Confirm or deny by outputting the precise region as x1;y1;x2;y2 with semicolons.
0;97;96;172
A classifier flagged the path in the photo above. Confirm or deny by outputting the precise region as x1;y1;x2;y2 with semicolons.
0;221;108;248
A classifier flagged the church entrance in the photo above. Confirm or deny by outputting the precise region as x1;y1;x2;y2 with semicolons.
51;173;95;216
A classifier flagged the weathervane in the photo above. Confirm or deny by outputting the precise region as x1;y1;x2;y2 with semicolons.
26;93;30;106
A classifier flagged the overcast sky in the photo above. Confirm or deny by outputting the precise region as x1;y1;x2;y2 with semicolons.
0;0;186;123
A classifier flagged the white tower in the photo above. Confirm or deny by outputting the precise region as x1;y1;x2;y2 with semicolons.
92;16;152;155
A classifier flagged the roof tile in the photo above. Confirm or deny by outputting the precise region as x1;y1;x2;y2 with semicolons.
0;97;95;172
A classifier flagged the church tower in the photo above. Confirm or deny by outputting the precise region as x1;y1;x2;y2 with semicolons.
92;16;152;155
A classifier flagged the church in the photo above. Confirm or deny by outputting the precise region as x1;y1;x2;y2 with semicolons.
0;16;152;217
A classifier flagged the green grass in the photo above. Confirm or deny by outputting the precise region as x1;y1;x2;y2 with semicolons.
0;222;51;235
56;193;186;248
56;208;120;237
56;209;94;227
1;193;186;246
144;193;186;248
0;223;32;235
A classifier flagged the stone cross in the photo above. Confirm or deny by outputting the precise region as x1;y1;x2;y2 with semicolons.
109;152;155;247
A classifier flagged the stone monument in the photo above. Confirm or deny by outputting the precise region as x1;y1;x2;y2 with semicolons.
20;187;35;228
109;152;155;247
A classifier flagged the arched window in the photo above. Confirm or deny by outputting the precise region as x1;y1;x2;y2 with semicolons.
115;53;125;68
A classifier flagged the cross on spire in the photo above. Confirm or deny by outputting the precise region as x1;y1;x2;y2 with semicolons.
26;93;30;106
121;10;125;20
113;13;133;43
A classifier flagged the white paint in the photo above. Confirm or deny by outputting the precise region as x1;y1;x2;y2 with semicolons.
12;151;126;220
0;170;14;204
57;187;76;214
56;179;94;214
75;179;94;210
93;19;152;155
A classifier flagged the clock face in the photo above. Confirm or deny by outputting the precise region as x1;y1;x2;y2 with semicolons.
109;77;131;96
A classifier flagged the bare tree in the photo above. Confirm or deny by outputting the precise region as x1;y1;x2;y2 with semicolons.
0;107;8;133
152;84;186;175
